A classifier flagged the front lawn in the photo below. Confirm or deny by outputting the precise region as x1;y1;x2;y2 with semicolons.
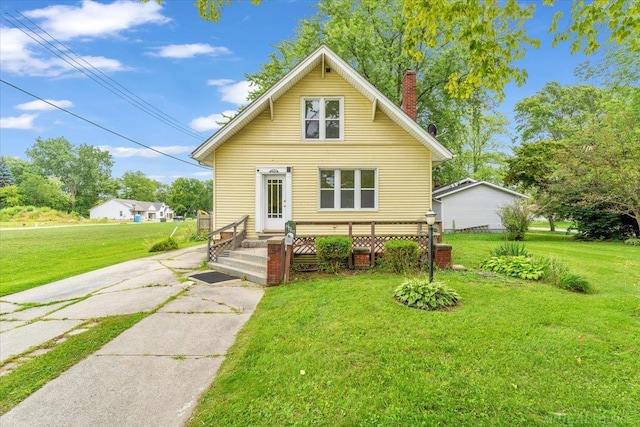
189;233;640;426
0;222;204;296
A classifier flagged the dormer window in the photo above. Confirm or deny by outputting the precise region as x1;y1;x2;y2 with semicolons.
303;97;343;140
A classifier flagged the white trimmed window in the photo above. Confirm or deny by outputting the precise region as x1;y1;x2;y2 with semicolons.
303;97;343;140
319;169;377;210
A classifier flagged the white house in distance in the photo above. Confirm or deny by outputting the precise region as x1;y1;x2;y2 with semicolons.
89;199;174;221
432;178;528;232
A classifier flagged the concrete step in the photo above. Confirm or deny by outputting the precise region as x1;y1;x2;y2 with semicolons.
208;262;267;286
217;255;266;275
241;239;269;248
227;247;268;264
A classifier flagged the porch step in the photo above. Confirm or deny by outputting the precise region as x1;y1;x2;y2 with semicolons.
210;247;268;286
241;239;269;248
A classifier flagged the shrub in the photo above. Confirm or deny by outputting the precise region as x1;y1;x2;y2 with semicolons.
384;240;422;274
315;236;352;273
490;242;530;257
480;255;545;280
497;200;533;241
149;237;179;252
393;276;459;311
624;238;640;246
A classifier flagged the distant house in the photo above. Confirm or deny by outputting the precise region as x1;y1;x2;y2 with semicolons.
432;178;528;232
89;199;174;221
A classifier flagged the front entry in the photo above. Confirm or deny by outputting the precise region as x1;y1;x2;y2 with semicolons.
264;174;285;231
255;166;292;233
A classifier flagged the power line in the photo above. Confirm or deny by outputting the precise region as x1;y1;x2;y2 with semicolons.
1;8;206;140
0;78;210;170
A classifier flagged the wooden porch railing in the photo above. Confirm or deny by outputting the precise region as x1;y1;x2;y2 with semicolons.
207;214;249;262
291;220;443;265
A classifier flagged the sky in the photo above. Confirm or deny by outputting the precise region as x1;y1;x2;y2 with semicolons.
0;0;595;184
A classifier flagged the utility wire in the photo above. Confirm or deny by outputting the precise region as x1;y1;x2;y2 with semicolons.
1;8;206;140
1;78;210;170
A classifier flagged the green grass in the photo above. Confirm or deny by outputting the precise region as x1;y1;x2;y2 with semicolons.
530;220;572;230
0;312;146;415
188;233;640;426
0;222;203;296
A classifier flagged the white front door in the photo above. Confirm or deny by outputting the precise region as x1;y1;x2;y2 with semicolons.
264;174;286;231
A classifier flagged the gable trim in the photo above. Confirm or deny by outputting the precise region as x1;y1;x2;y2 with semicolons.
191;45;453;164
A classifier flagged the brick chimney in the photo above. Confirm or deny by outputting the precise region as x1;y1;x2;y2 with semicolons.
401;70;417;121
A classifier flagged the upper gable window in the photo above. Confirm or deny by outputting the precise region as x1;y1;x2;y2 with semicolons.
303;97;343;140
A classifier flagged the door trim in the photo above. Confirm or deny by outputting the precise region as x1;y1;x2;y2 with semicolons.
255;166;292;233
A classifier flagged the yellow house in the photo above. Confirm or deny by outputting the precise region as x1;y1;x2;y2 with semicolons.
191;45;453;241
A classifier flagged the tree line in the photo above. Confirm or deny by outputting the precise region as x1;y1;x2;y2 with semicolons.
0;137;212;217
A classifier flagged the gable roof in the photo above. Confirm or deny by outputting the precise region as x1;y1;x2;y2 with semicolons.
433;178;528;200
191;44;454;165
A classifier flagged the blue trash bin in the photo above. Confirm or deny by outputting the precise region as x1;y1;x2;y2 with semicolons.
134;215;141;223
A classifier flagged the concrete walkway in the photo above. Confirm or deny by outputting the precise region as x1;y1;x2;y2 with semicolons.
0;245;264;427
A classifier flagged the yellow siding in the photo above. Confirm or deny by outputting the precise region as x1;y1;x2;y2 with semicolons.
213;64;433;236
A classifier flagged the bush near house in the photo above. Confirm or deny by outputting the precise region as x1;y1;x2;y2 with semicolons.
383;240;421;274
315;236;352;273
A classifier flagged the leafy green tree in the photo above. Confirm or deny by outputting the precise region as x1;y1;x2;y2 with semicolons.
556;91;640;234
0;157;15;187
183;0;640;95
17;175;71;210
26;137;113;214
167;178;211;217
3;157;38;186
0;185;20;209
119;171;159;201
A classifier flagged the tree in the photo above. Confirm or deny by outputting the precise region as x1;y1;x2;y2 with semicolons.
0;185;20;209
180;0;640;96
0;157;15;187
17;175;71;210
556;90;640;235
167;178;211;217
3;157;38;186
119;171;159;201
26;137;113;214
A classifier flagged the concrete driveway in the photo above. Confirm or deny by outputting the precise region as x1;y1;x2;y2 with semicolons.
0;244;264;427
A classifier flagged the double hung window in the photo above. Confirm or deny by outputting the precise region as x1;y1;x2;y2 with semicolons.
303;97;343;140
319;169;377;210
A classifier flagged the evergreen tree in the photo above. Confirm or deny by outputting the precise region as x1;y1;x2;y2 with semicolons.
0;157;15;187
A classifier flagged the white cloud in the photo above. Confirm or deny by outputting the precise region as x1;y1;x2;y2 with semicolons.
192;171;212;177
148;44;231;59
189;110;237;132
206;79;235;86
16;99;74;111
97;144;194;158
24;0;170;41
206;80;255;106
0;1;168;77
0;114;38;129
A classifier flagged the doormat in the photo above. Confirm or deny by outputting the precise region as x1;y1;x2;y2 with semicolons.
190;271;236;284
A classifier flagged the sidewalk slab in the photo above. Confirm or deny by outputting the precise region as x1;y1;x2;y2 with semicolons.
2;302;68;321
0;320;26;333
186;284;264;313
159;295;236;313
0;319;82;362
97;312;251;356
0;301;21;314
0;354;223;427
45;285;186;320
4;260;167;304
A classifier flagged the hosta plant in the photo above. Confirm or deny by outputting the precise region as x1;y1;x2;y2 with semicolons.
480;255;545;280
393;276;459;311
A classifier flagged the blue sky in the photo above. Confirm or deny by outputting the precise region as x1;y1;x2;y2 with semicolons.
0;0;593;183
